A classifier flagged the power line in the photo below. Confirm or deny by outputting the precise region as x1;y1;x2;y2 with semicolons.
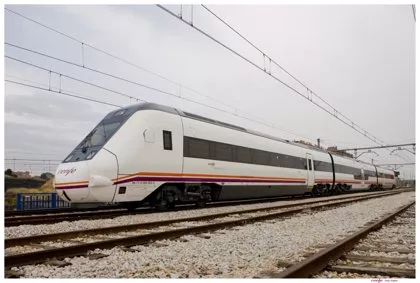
5;74;50;89
157;5;413;164
337;143;415;151
4;8;237;116
375;162;415;166
6;43;174;103
157;5;388;147
5;163;60;167
5;158;62;161
202;5;376;139
6;79;122;108
5;150;64;157
4;8;316;142
5;44;312;140
5;55;149;104
5;7;411;163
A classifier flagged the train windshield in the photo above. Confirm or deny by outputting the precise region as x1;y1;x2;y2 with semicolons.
62;106;138;163
79;122;121;151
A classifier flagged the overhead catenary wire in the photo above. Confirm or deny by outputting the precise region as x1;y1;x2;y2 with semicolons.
6;43;178;103
4;8;318;142
5;150;64;156
157;5;388;147
5;45;312;141
201;5;375;141
4;8;235;114
5;158;62;162
157;5;414;164
5;80;122;108
5;7;413;164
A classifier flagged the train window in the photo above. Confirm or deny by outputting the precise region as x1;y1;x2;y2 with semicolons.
113;109;126;117
270;153;280;166
285;155;293;168
276;154;286;167
308;159;312;170
183;135;322;171
86;150;97;160
364;172;369;180
354;170;363;180
188;138;210;159
253;150;269;165
118;187;126;194
289;156;298;169
325;162;333;172
237;147;252;163
163;131;172;150
215;142;233;162
300;158;309;170
64;154;73;162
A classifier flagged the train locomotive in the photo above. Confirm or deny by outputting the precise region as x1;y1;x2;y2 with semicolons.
54;103;397;210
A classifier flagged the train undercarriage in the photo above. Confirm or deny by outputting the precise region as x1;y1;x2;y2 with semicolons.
120;182;395;211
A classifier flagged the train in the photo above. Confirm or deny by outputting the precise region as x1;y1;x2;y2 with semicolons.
54;102;397;210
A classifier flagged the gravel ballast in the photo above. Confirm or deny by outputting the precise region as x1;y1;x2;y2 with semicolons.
13;191;414;278
5;190;394;239
315;204;415;278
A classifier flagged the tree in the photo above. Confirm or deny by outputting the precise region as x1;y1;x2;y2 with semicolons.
5;169;13;176
40;172;54;180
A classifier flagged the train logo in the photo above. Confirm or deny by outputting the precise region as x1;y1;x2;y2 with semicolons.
57;168;77;176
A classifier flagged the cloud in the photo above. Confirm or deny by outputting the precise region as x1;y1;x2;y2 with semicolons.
4;5;415;178
5;90;106;122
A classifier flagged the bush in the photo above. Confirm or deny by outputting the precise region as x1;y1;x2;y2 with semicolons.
40;172;54;180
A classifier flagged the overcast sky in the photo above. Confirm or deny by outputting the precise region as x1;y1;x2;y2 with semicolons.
3;5;416;178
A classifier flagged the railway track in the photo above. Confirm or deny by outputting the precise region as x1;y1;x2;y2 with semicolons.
5;205;118;217
7;188;394;218
5;196;303;227
267;200;415;278
4;190;407;270
5;189;411;227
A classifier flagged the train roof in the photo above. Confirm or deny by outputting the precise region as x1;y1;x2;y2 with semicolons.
120;102;394;173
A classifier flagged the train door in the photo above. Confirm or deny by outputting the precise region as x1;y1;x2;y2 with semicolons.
361;169;366;189
306;153;315;188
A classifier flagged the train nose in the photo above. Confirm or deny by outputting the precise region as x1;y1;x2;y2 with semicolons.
87;149;119;203
88;174;116;203
54;162;90;202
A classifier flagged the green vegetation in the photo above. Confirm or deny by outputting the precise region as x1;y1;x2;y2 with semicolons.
5;168;17;177
4;169;55;210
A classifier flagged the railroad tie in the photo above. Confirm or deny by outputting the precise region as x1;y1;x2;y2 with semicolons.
343;254;415;264
356;245;413;254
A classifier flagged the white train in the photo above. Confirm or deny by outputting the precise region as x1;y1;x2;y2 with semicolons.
54;103;397;210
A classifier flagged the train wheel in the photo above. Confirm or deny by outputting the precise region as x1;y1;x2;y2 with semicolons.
312;185;319;197
195;199;206;208
122;202;139;211
154;202;168;211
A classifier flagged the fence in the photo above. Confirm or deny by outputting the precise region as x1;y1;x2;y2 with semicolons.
16;193;70;210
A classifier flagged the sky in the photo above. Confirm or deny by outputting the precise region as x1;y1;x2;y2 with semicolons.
3;4;416;178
